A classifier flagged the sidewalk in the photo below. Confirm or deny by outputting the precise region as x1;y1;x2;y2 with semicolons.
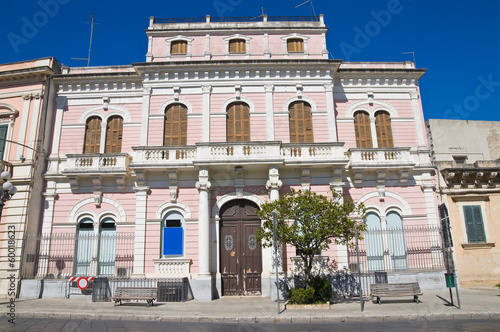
6;288;500;323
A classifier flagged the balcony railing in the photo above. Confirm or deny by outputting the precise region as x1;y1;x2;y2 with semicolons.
347;148;414;168
130;142;347;167
63;153;132;175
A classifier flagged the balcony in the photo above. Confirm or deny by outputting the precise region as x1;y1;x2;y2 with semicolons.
130;142;347;168
347;148;415;184
62;153;132;190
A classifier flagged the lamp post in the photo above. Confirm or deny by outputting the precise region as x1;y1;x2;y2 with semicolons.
0;170;17;221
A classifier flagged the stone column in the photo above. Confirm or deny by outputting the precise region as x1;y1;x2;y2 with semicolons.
133;186;149;276
265;166;283;300
195;168;212;300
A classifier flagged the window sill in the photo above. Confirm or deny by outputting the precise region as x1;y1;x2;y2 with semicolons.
461;243;495;250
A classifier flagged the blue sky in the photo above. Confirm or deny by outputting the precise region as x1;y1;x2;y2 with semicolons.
1;0;499;122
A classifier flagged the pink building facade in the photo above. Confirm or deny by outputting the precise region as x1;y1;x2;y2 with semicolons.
0;58;60;298
23;15;443;300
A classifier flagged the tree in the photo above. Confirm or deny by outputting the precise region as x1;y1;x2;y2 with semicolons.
256;189;366;286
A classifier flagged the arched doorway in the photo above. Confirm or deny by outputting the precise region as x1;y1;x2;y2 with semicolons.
220;199;262;296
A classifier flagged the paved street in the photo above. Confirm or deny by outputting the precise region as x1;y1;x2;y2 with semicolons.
1;287;498;331
1;318;499;332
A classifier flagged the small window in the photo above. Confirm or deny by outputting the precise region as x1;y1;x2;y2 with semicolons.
287;38;304;53
463;205;486;243
229;39;246;53
171;40;187;55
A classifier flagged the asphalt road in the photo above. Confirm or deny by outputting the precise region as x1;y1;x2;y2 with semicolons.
0;318;499;332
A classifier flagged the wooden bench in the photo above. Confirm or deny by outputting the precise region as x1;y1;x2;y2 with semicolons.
370;282;423;304
110;287;158;307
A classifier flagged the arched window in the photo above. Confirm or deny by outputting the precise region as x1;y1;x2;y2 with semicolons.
289;101;313;143
164;104;188;146
354;111;372;148
171;40;187;55
84;116;102;154
105;116;123;153
75;218;94;275
162;211;185;257
375;111;394;148
98;218;116;275
226;102;250;142
287;38;304;53
229;39;246;53
365;212;384;271
386;211;407;270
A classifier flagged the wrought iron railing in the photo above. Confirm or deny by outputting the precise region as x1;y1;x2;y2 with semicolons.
21;233;135;279
153;16;320;24
347;225;444;273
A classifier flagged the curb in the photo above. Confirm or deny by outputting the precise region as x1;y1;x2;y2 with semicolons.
14;311;500;323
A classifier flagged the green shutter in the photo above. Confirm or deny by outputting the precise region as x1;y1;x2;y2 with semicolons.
0;125;8;160
463;205;486;243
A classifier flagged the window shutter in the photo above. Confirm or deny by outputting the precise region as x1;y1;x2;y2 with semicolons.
354;112;373;148
0;125;8;160
229;39;245;53
171;40;187;54
84;117;102;154
287;38;304;52
289;101;313;143
164;104;187;146
226;102;250;142
463;206;486;243
105;116;123;153
375;111;394;148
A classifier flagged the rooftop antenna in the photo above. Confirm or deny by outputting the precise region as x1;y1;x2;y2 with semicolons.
72;13;99;67
251;5;265;21
295;0;317;21
403;51;416;65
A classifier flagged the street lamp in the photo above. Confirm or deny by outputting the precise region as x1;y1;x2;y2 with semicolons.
0;170;17;220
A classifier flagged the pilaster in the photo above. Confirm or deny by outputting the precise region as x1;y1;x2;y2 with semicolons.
50;96;66;158
133;186;149;276
140;87;152;146
202;86;211;142
324;83;338;142
265;84;274;141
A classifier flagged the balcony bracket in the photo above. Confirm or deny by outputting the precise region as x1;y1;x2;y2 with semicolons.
68;176;80;191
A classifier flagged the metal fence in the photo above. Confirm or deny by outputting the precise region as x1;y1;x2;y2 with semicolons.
347;225;444;273
21;233;135;279
153;16;320;24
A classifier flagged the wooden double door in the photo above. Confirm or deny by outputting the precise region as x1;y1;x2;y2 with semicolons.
220;200;262;296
